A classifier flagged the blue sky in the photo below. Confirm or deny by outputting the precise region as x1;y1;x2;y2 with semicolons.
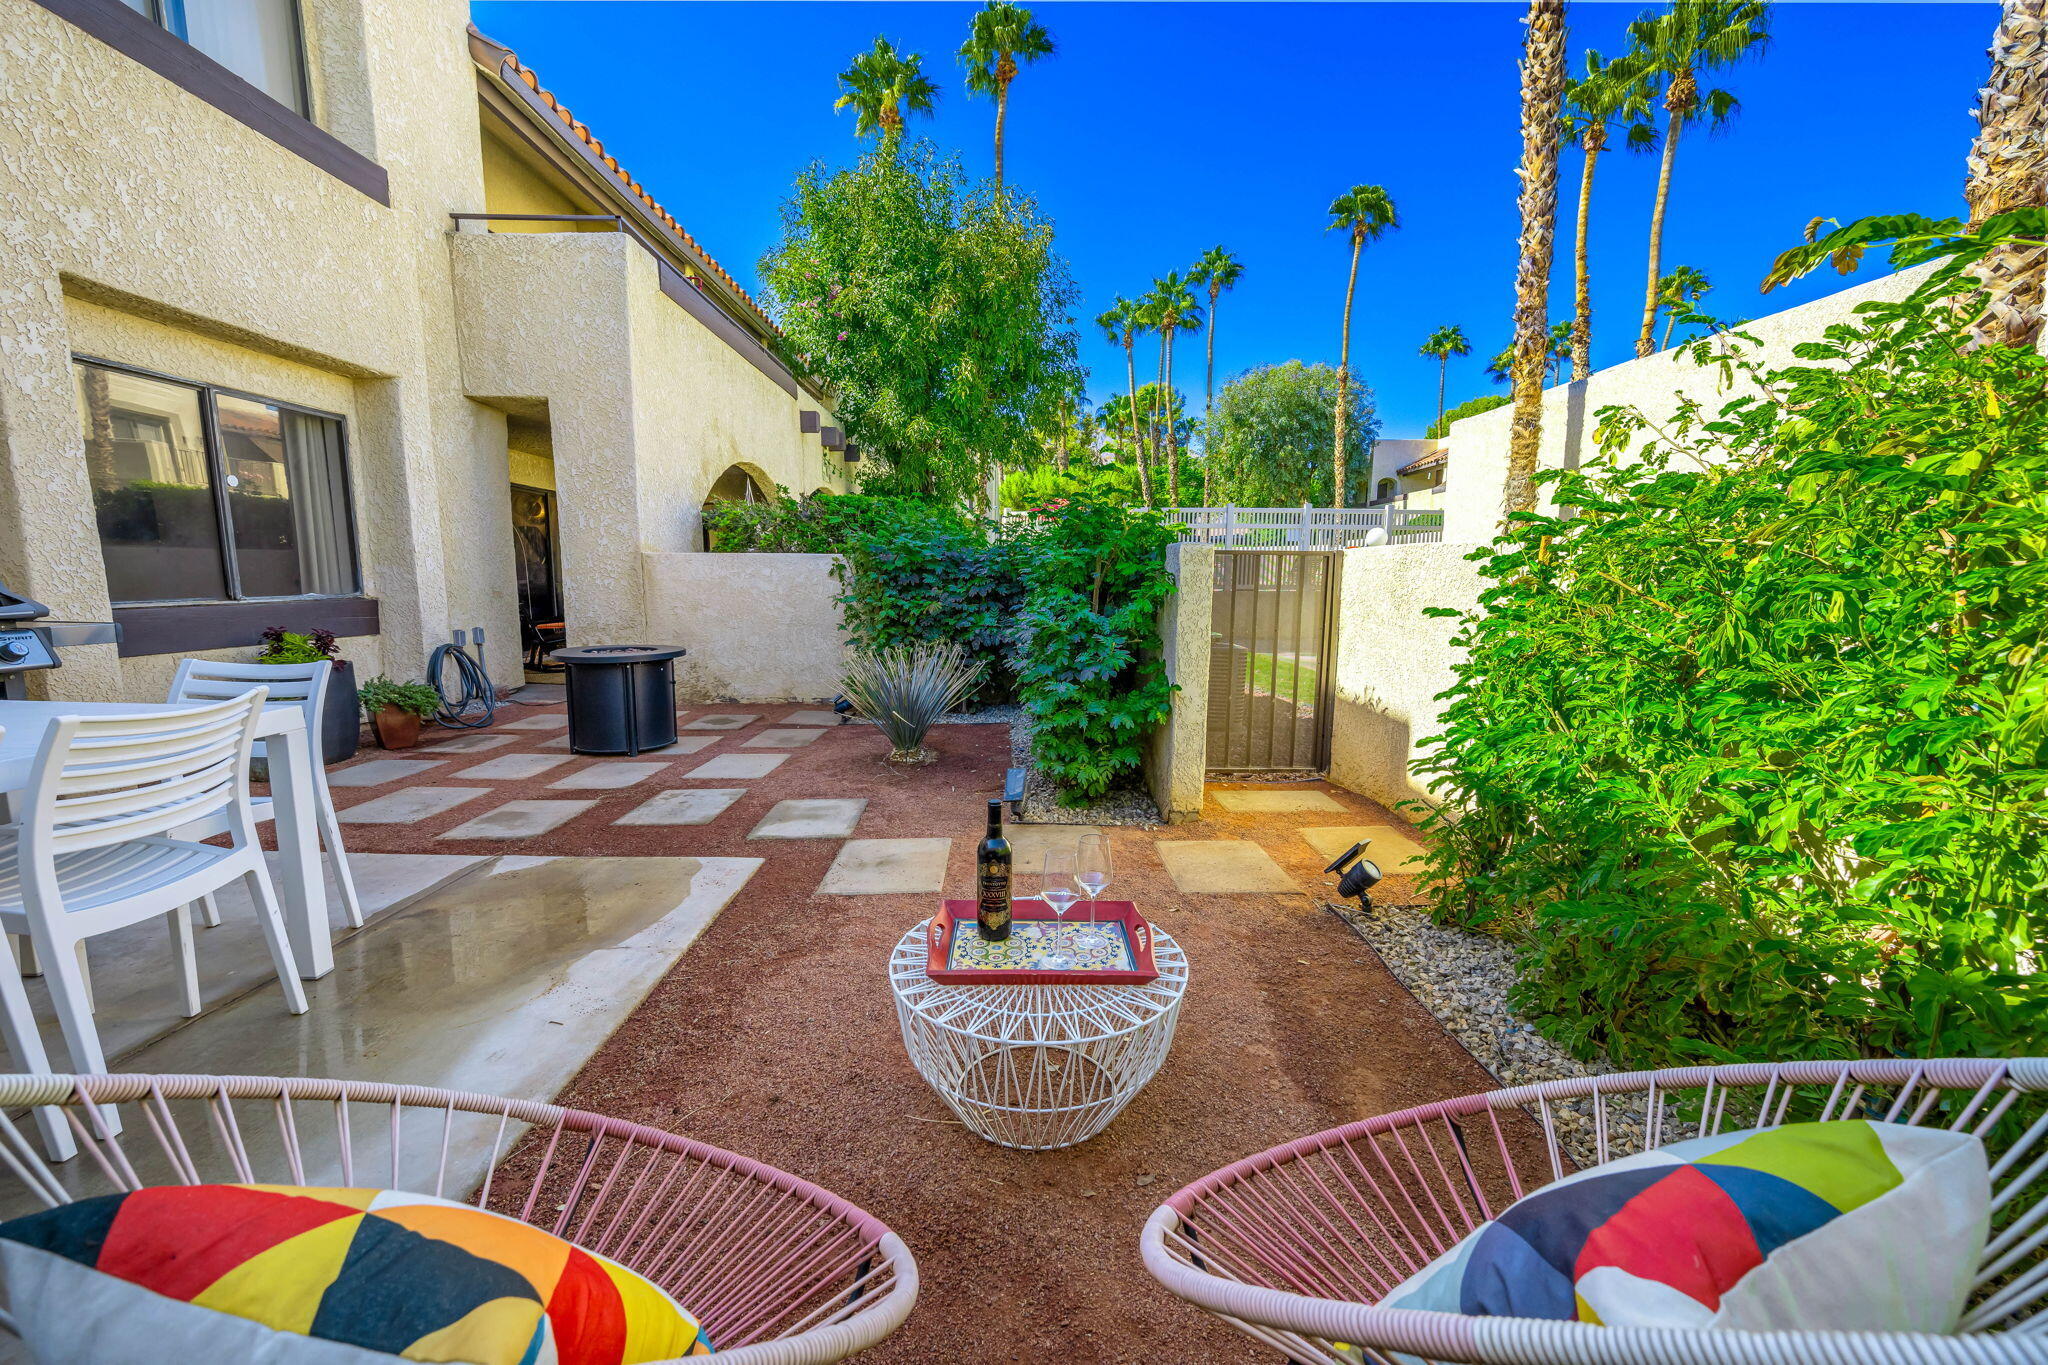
469;1;1995;437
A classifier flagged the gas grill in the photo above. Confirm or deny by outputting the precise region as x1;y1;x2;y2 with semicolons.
0;580;123;701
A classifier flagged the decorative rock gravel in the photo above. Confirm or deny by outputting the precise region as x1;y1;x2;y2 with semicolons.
1324;896;1688;1170
1006;711;1162;827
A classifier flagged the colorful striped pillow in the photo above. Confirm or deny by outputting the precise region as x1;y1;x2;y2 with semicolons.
0;1185;711;1363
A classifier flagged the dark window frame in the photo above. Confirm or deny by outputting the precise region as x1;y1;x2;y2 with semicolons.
122;0;312;117
74;353;365;608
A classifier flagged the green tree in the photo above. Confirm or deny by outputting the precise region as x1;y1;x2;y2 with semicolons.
1655;264;1713;348
1000;460;1141;510
1143;272;1202;506
1326;185;1398;508
762;142;1080;506
1486;323;1572;386
1191;246;1244;504
958;1;1055;187
1562;49;1658;379
1095;298;1155;505
1100;385;1193;468
1418;324;1471;435
1628;0;1771;359
1426;392;1512;440
1205;361;1377;507
834;37;940;144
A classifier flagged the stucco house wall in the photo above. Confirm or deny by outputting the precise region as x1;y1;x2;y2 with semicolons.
643;553;848;701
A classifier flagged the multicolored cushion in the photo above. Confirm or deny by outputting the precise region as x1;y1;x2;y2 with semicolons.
1382;1120;1987;1337
0;1185;711;1363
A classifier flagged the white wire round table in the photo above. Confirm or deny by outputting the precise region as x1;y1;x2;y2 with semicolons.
889;918;1189;1151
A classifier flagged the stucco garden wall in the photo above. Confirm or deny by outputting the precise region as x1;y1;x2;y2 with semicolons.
1145;543;1213;824
1326;541;1488;816
643;552;848;701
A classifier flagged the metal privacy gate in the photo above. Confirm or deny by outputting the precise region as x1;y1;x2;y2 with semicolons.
1207;550;1339;772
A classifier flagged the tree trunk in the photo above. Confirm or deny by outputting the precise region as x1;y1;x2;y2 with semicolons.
1962;0;2047;350
1125;341;1154;506
1504;0;1567;518
1571;136;1602;380
1435;356;1448;434
1165;328;1181;506
1333;239;1362;509
1202;296;1219;504
993;78;1010;187
1150;336;1168;501
80;364;119;493
1637;87;1684;359
1661;307;1677;351
1055;407;1069;472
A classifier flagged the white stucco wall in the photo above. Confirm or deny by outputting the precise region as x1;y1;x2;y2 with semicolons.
1145;542;1212;823
1326;541;1488;817
642;552;848;701
1441;266;1933;544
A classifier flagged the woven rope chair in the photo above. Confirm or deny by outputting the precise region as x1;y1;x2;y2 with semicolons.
1142;1058;2048;1365
0;1073;917;1363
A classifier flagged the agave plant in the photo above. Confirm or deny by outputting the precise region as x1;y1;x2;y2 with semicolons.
840;642;985;763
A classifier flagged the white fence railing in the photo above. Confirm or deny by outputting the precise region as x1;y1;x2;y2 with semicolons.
1166;505;1444;548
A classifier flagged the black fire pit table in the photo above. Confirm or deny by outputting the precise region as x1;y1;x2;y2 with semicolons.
549;645;687;755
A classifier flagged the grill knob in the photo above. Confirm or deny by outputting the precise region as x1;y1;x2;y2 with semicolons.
0;639;28;663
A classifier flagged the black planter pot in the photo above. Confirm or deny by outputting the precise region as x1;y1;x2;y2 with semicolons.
323;660;361;765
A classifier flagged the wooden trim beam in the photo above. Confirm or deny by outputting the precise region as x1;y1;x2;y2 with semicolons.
113;597;381;657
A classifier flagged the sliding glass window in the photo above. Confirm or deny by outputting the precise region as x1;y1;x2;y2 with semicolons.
119;0;308;114
74;360;360;605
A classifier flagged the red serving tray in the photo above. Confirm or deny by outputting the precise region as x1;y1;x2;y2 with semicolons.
926;899;1160;986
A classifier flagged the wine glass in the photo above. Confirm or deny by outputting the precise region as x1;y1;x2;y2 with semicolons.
1075;833;1113;953
1038;846;1081;970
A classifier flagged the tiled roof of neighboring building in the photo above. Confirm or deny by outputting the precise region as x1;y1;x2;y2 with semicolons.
1397;445;1448;475
468;28;776;334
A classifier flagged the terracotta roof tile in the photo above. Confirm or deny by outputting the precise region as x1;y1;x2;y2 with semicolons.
481;36;777;332
1397;446;1448;475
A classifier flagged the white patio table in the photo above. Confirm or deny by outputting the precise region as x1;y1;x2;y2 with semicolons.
889;916;1188;1151
0;699;334;979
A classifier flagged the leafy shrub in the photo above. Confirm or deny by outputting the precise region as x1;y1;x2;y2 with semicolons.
1012;501;1178;803
999;462;1143;511
833;515;1021;703
841;641;985;761
703;491;968;553
1414;232;2048;1068
1425;392;1509;440
257;627;341;665
1205;361;1378;507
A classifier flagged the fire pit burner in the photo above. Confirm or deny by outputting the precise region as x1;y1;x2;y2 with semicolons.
548;644;686;755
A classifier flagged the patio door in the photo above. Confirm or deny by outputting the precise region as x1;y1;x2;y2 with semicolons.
509;484;562;651
1206;550;1339;773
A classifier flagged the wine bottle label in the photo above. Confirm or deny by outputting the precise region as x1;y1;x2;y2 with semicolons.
977;862;1011;937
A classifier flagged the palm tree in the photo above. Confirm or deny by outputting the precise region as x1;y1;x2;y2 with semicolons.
1096;299;1155;505
1655;265;1713;348
1145;273;1203;506
1191;246;1244;503
834;37;940;144
958;2;1055;187
1326;184;1399;508
1562;50;1658;379
1418;325;1471;435
1628;1;1771;358
1504;0;1568;518
1962;0;2046;350
1486;322;1572;387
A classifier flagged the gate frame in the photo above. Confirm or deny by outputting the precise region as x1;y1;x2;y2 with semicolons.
1205;547;1342;775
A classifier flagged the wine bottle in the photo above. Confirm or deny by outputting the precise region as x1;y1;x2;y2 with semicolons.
976;799;1012;940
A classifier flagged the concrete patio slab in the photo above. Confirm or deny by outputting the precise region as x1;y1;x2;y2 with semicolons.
440;800;597;839
1003;823;1102;875
1209;789;1348;814
499;714;569;730
819;838;951;894
749;798;866;840
743;728;822;749
616;788;748;826
1157;839;1299;893
781;710;843;726
329;758;447;787
549;763;669;790
454;753;573;780
686;753;789;779
1299;825;1430;872
103;855;760;1197
338;787;487;823
420;734;518;754
681;714;758;731
36;853;484;1065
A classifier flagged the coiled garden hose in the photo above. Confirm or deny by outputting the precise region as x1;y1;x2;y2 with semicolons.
426;640;499;729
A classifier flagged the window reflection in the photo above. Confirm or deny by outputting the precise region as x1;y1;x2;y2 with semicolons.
77;365;228;603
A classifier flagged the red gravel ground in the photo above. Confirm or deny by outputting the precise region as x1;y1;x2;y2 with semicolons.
328;705;1522;1362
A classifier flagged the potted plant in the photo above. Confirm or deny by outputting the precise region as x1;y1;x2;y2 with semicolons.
257;627;358;764
357;676;442;750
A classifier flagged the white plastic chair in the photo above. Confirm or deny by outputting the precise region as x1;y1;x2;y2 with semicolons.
168;659;364;929
0;692;310;1157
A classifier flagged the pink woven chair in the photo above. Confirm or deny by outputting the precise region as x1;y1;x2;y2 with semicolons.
0;1073;918;1363
1142;1058;2048;1365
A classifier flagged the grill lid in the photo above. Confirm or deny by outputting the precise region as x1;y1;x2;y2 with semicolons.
549;645;686;665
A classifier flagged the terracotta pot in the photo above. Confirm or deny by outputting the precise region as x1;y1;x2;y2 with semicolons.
370;706;421;750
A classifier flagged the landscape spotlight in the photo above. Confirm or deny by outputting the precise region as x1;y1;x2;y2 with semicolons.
1324;840;1383;910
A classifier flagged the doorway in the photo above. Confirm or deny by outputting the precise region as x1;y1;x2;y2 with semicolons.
509;484;563;671
1206;550;1339;772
